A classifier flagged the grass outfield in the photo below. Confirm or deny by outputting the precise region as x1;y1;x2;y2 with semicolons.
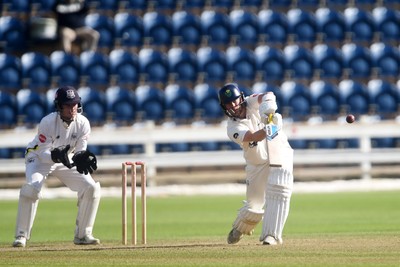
0;190;400;266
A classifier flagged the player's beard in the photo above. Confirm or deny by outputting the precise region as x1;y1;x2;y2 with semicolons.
60;109;77;124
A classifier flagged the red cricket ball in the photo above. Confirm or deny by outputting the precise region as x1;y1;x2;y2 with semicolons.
346;114;355;123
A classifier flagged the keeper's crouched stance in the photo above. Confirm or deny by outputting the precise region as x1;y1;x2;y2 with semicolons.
13;86;101;248
218;83;294;245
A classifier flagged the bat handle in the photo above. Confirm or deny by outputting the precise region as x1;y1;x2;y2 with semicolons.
267;113;274;124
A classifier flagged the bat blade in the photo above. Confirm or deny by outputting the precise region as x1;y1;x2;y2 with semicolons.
265;114;283;168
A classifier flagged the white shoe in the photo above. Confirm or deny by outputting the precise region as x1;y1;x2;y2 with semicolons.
227;229;243;244
73;235;100;245
12;236;26;247
262;235;280;245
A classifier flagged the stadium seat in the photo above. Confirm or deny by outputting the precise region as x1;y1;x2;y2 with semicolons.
193;83;224;122
209;0;235;11
268;0;292;10
172;11;202;48
0;91;17;128
135;85;165;122
50;50;80;87
138;48;169;85
343;7;375;44
287;8;317;44
180;0;206;13
85;13;115;49
0;16;27;52
164;84;195;123
197;46;227;85
280;81;312;121
167;47;198;85
113;12;143;48
313;44;344;81
2;0;31;15
283;44;314;80
229;9;259;47
152;0;177;13
338;79;370;116
31;0;57;12
258;9;289;46
315;7;346;45
87;0;118;13
254;45;285;83
109;48;139;86
341;43;372;80
367;79;399;119
118;0;148;13
78;86;106;125
372;7;400;43
238;0;263;10
16;88;47;126
252;82;283;110
0;53;22;91
21;52;51;91
105;86;136;125
309;80;341;120
79;50;110;87
226;46;256;83
370;42;400;79
45;87;58;113
143;11;173;48
200;10;231;48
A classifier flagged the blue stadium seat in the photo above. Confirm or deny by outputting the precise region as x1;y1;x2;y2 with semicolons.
229;9;259;47
341;43;372;80
197;46;227;84
45;87;58;113
105;86;136;125
338;79;370;116
79;50;110;87
344;7;375;44
280;81;312;121
50;50;80;87
2;0;31;15
85;13;115;49
78;86;106;125
252;82;283;110
109;48;139;86
138;48;169;84
370;42;400;79
164;84;195;123
31;0;57;12
268;0;292;10
309;80;341;120
152;0;178;13
0;53;22;91
167;47;198;85
367;79;399;119
16;88;47;126
238;0;263;9
113;12;143;48
193;83;224;122
180;0;206;12
21;52;51;90
143;11;173;47
315;7;346;45
118;0;148;13
209;0;235;10
226;46;256;83
172;11;202;48
313;44;344;81
0;91;17;128
283;44;314;80
254;45;285;83
87;0;118;13
372;7;400;43
287;8;317;44
200;10;231;47
0;16;27;52
258;10;288;46
135;85;165;122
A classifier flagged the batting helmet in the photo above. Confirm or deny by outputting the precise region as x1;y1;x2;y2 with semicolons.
54;86;82;113
218;83;246;118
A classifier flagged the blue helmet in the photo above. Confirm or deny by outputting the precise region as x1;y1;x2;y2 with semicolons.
54;86;82;113
218;83;246;118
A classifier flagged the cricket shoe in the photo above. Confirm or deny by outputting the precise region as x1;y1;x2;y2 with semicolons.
227;229;243;244
12;236;26;248
262;235;281;246
73;235;100;245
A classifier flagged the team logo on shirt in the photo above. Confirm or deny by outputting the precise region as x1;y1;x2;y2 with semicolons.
39;134;46;143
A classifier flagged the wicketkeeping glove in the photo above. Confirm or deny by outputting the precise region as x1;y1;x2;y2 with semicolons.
51;145;73;168
71;150;97;175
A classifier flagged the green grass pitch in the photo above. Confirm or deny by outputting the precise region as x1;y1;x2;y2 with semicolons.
1;190;400;266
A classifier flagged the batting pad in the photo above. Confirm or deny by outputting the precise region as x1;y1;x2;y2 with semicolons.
232;207;264;235
75;182;101;238
15;184;41;239
260;168;293;242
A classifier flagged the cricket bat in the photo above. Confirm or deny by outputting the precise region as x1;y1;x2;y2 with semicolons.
265;113;283;167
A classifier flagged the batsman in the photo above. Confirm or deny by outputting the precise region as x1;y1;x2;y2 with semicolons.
12;86;101;247
218;83;294;245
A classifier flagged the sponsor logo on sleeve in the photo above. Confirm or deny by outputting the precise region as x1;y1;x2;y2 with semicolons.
233;133;239;139
39;134;46;143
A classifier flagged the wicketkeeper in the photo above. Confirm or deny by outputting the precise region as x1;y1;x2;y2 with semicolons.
218;83;294;245
13;86;101;247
